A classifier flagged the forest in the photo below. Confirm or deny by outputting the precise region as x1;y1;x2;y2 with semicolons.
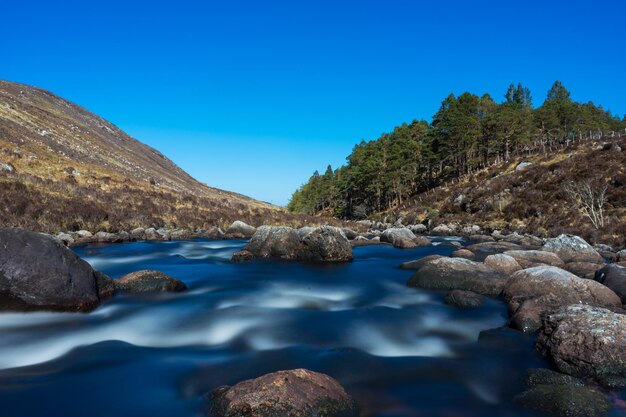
288;81;626;218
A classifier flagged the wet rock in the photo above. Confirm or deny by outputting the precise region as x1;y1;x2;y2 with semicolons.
543;234;604;264
0;227;101;312
503;266;621;332
594;264;626;304
504;250;565;269
537;305;626;379
408;257;508;296
514;384;610;417
445;290;485;308
525;368;584;388
484;254;522;275
226;221;256;238
451;249;475;260
115;270;187;292
399;255;443;270
564;261;603;279
380;228;418;249
208;369;358;417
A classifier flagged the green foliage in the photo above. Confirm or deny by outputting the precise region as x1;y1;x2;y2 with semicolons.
289;81;626;218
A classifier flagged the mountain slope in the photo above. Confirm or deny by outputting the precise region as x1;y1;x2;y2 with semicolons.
0;80;307;232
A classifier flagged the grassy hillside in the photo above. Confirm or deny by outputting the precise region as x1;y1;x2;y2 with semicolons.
0;80;330;233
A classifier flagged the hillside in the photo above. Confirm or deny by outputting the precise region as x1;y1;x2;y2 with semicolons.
396;138;626;246
0;80;315;232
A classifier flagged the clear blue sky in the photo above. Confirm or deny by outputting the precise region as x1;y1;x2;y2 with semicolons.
1;1;624;205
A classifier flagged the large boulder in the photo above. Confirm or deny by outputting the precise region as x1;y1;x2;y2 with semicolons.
233;226;352;262
380;228;420;249
537;305;626;379
209;369;358;417
408;257;508;296
484;254;522;275
226;221;256;238
115;270;187;292
543;234;604;263
594;264;626;304
504;250;565;269
503;266;621;332
0;228;102;312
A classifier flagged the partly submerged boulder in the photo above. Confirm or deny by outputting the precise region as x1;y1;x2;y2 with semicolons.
537;305;626;379
115;270;187;293
543;234;604;264
209;369;358;417
408;257;508;296
0;227;102;312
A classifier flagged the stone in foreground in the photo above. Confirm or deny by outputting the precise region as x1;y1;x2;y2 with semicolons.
514;384;610;417
537;305;626;379
0;227;102;312
115;270;187;292
408;257;507;296
209;369;357;417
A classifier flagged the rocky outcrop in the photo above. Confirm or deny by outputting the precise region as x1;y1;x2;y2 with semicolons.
115;270;187;292
503;266;621;332
504;250;565;269
408;257;508;296
209;369;358;417
445;290;485;308
543;234;604;263
0;227;102;312
537;305;626;379
226;221;256;238
595;264;626;304
484;254;522;275
233;226;352;262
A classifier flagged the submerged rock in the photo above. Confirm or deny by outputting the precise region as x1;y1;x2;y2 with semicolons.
445;290;485;308
208;369;358;417
537;305;626;379
543;234;604;263
408;257;507;296
0;227;101;312
503;266;621;332
514;384;610;417
115;270;187;292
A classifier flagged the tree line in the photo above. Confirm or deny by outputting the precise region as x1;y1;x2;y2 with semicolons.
288;81;626;218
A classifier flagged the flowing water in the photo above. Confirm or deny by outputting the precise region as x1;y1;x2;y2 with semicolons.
0;238;619;416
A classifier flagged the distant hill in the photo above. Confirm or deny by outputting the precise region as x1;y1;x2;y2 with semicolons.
0;80;312;232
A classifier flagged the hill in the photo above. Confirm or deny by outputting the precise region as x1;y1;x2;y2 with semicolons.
0;80;314;233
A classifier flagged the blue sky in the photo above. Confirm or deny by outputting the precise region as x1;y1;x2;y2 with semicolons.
1;0;624;205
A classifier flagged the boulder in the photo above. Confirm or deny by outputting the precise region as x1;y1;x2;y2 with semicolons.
209;369;358;417
594;264;626;304
450;248;475;260
226;221;256;238
504;250;565;269
564;262;603;279
380;228;421;249
503;266;621;332
514;385;610;417
484;254;522;275
234;226;352;262
445;290;486;308
399;255;443;270
408;257;508;296
537;305;626;379
115;270;187;292
0;228;101;312
543;234;604;263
